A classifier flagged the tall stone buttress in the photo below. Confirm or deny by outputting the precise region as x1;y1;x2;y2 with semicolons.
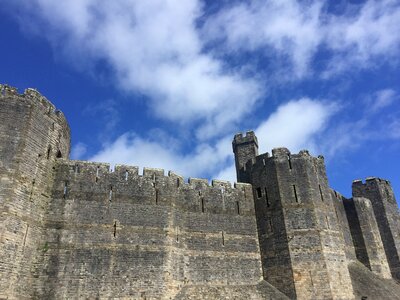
353;178;400;281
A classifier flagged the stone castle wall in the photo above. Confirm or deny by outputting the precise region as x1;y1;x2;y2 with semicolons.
39;160;262;299
2;85;400;299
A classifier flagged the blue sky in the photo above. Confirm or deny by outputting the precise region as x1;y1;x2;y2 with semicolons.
1;0;399;199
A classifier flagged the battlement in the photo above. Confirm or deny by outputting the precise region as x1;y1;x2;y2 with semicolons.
53;160;254;217
232;131;258;148
353;177;391;186
0;84;66;118
244;148;325;171
63;160;250;190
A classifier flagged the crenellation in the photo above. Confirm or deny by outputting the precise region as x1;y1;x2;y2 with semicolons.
211;179;231;188
188;177;209;187
233;131;259;148
271;147;290;158
143;167;165;178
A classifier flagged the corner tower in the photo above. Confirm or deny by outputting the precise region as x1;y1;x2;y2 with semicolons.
232;131;258;183
0;85;70;298
352;178;400;281
233;132;354;299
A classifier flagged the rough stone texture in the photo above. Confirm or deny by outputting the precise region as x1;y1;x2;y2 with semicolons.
235;146;355;300
232;132;259;183
0;85;70;299
349;261;400;300
40;161;262;299
2;86;400;299
174;281;289;300
331;191;357;261
343;197;391;278
353;178;400;281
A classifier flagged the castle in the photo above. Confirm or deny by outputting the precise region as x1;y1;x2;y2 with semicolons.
1;84;400;299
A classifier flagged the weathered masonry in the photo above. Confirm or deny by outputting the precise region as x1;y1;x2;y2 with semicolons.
1;84;400;299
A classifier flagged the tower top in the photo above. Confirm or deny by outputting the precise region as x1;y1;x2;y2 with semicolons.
232;131;258;151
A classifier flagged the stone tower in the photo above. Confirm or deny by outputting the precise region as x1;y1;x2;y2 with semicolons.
233;134;355;299
232;131;258;183
0;85;70;298
352;178;400;281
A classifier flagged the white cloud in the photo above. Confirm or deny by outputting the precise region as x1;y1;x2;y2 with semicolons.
89;132;234;180
89;98;338;182
9;0;260;139
366;89;397;113
324;0;400;75
204;0;400;79
204;0;323;78
71;142;87;160
317;89;400;156
256;98;338;154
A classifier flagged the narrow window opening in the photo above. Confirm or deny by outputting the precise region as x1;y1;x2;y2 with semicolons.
95;166;99;183
52;122;55;130
46;146;51;160
265;188;270;207
201;198;205;213
262;158;266;166
293;185;298;203
176;227;179;243
75;164;80;174
236;201;240;215
63;181;68;199
319;184;324;201
22;225;29;248
269;219;273;233
125;170;129;181
155;189;159;205
176;178;180;187
221;231;225;246
288;155;292;170
109;185;113;202
29;180;35;201
256;187;262;198
56;150;62;158
220;186;225;194
113;221;117;237
309;271;314;287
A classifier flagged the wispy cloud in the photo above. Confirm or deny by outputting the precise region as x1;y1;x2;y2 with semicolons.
204;0;400;79
365;89;398;114
320;89;400;157
8;0;261;139
90;98;338;181
71;142;87;160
